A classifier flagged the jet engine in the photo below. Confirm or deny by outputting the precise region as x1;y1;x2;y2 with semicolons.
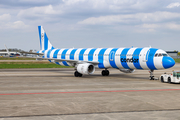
119;69;135;73
77;63;95;75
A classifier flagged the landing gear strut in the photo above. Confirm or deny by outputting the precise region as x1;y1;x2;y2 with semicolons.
102;69;109;76
149;70;154;80
74;71;82;77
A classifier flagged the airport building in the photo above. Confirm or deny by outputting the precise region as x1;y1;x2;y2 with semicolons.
166;51;179;58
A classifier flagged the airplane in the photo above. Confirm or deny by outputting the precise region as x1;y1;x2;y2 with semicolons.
34;26;176;79
0;45;21;57
9;26;176;80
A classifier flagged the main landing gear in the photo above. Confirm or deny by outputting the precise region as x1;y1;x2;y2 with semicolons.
102;69;109;76
74;71;82;77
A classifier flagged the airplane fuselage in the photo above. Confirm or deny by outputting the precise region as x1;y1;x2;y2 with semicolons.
38;47;175;70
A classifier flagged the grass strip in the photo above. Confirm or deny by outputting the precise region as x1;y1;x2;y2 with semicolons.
0;57;36;60
0;62;72;69
174;59;180;63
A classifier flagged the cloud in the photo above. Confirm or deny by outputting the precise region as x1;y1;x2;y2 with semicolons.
11;21;28;29
0;20;28;29
0;0;61;8
165;23;180;30
167;2;180;8
0;14;11;22
17;5;62;19
62;0;86;5
78;12;180;25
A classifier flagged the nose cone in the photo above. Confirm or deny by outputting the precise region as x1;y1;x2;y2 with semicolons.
162;57;175;69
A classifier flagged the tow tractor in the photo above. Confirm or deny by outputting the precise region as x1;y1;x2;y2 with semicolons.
160;71;180;83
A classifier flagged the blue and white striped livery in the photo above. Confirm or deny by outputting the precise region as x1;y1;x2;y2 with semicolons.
37;26;175;79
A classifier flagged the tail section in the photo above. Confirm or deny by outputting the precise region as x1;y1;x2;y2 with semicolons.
38;26;54;50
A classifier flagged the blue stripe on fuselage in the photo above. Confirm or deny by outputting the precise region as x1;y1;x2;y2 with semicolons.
70;49;77;60
47;50;51;58
146;48;158;70
79;49;86;60
120;48;130;69
61;49;69;66
88;49;96;61
109;48;118;68
53;49;60;58
133;48;143;69
98;48;107;68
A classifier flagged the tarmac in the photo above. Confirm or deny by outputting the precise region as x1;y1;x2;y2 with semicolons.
0;64;180;120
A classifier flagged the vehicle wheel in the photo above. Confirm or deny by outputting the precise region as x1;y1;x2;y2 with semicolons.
161;76;164;82
168;77;171;84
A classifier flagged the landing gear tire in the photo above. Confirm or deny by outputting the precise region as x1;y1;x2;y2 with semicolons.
149;76;154;80
161;76;164;82
102;70;109;76
74;71;83;77
168;77;171;84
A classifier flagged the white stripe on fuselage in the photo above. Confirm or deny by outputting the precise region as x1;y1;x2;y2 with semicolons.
126;48;137;69
139;48;150;70
104;48;113;68
83;48;93;61
115;48;124;69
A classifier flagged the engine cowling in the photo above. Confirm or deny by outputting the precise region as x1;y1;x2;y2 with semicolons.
77;63;95;75
119;69;135;73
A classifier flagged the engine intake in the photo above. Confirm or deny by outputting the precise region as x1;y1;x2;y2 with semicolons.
119;69;135;73
77;63;95;75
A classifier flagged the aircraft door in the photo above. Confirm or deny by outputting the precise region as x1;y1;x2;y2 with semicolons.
142;49;150;62
109;49;118;68
109;51;115;61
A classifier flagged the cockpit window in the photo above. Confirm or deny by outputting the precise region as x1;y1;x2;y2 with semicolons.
155;53;168;57
159;53;162;57
162;54;168;56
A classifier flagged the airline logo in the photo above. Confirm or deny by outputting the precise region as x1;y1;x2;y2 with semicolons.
121;58;139;63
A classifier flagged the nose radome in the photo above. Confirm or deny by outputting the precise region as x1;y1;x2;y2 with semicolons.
162;57;175;69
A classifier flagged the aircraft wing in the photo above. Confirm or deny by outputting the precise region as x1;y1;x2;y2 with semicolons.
3;45;99;65
40;58;99;65
2;55;99;65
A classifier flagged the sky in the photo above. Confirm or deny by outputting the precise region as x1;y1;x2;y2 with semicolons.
0;0;180;51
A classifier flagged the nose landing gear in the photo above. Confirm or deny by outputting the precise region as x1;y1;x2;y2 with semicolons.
149;70;154;80
149;70;159;80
